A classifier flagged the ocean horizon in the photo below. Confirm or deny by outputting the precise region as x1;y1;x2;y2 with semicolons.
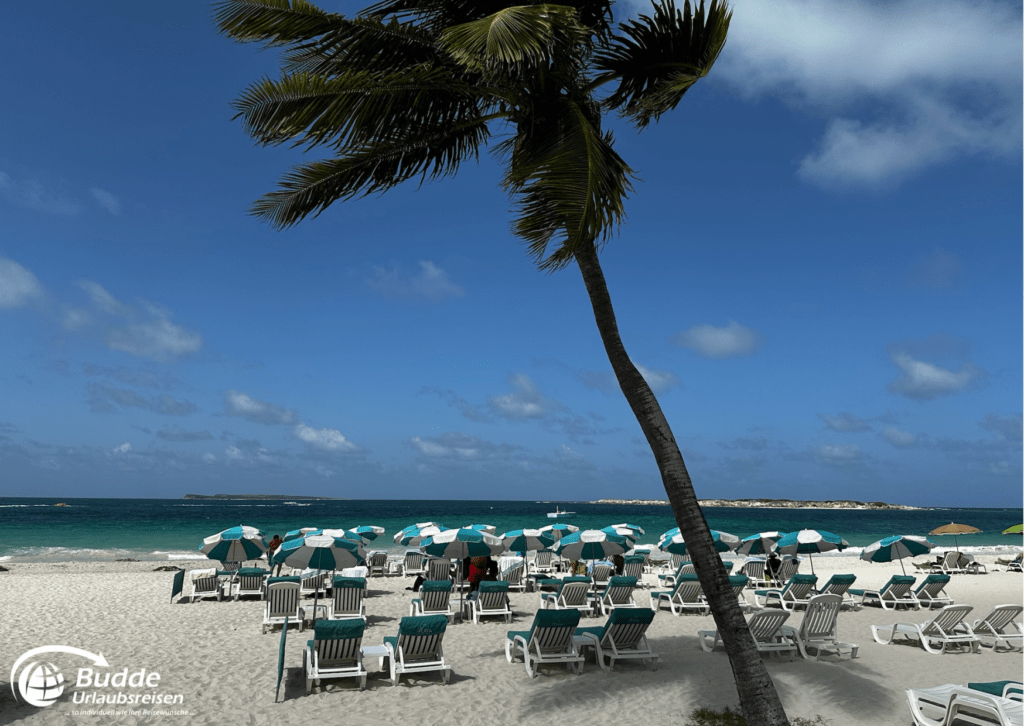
1;497;1020;563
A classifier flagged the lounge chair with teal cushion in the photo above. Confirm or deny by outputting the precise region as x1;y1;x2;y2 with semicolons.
263;579;305;634
381;614;451;687
367;551;389;577
850;574;919;610
500;560;527;592
781;593;858;660
505;608;584;678
189;568;223;603
649;573;709;616
621;555;646;585
234;567;270;601
410;580;454;623
871;604;980;654
964;604;1023;652
906;682;1022;726
303;618;367;693
700;609;796;659
540;577;592;614
814;573;858;610
657;562;695;588
464;580;512;624
574;607;658;671
721;561;734;575
329;576;367;622
753;574;819;611
913;574;953;609
591;576;639;616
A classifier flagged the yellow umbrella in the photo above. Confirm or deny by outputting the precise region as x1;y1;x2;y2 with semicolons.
928;522;981;552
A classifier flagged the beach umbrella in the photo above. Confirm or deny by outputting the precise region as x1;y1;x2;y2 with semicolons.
421;528;505;617
601;525;641;543
501;529;555;557
539;523;579;542
658;528;740;556
348;525;385;541
609;523;646;536
272;534;365;625
736;531;784;557
200;525;267;565
775;529;849;575
395;523;449;547
463;524;498;534
928;522;981;553
284;526;320;542
861;535;935;576
1003;524;1023;535
554;530;629;562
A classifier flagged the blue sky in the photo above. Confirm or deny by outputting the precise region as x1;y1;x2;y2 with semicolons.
1;0;1020;506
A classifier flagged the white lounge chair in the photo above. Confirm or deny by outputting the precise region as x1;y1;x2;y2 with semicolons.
367;551;389;577
995;554;1022;573
906;682;1023;726
780;593;858;660
381;614;451;687
189;569;223;603
463;580;512;624
814;574;858;610
753;574;819;611
233;568;269;601
768;558;800;588
591;576;639;616
700;609;796;660
303;618;368;692
849;575;919;610
574;607;659;671
649;573;709;616
426;557;452;582
500;560;527;592
913;574;953;609
621;555;646;586
964;604;1023;652
410;580;454;623
530;550;554;576
263;579;305;634
871;604;980;654
739;559;767;585
328;576;367;623
299;570;328;599
541;578;592;614
399;550;426;577
505;608;584;678
590;563;614;590
657;562;695;589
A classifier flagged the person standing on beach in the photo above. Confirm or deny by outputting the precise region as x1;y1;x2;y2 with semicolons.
267;534;283;575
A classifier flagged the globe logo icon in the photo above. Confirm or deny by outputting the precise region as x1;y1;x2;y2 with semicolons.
17;662;65;707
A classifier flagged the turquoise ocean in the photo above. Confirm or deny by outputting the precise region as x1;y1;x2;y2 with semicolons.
1;498;1020;563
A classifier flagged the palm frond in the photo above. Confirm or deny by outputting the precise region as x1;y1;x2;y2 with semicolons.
593;0;731;128
213;0;340;45
251;121;491;228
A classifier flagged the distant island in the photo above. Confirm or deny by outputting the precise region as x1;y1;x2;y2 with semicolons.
591;498;925;511
183;494;343;500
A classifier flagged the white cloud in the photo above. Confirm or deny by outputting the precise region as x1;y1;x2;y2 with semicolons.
635;364;680;393
112;442;132;454
0;171;82;215
888;352;983;400
882;426;917;448
0;257;44;308
368;261;464;302
294;423;358;452
820;412;871;433
488;374;547;418
223;390;298;425
90;188;120;215
202;452;217;463
813;443;863;465
225;445;244;460
674;321;763;359
718;0;1022;186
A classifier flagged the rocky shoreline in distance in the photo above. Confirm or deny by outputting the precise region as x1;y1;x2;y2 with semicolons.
590;498;926;510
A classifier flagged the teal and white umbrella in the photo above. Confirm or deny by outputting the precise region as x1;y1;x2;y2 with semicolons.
861;535;934;575
420;528;504;560
602;525;641;543
347;525;385;541
658;528;739;556
200;525;267;564
775;529;849;574
736;531;784;557
394;522;447;547
539;522;579;542
284;527;319;542
554;530;629;562
609;523;645;536
463;524;497;534
272;534;365;624
501;529;555;557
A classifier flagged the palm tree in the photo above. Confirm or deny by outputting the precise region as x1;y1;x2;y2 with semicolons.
216;1;790;723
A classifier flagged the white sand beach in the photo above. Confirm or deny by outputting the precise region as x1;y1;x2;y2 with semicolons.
1;554;1020;726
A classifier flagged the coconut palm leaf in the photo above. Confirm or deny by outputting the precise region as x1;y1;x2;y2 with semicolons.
214;0;340;45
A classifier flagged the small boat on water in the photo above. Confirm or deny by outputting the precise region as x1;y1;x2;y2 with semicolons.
547;506;575;518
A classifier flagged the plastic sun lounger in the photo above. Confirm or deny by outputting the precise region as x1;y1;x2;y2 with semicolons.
964;604;1023;652
263;579;305;634
591;576;639;616
540;577;592;613
906;682;1023;726
463;580;512;624
649;573;709;616
849;574;920;610
780;594;858;661
574;607;659;671
753;574;819;611
505;608;584;678
303;618;368;693
700;609;797;660
410;580;454;623
381;614;451;687
871;604;980;654
233;567;270;601
328;576;367;623
814;573;858;610
914;574;954;610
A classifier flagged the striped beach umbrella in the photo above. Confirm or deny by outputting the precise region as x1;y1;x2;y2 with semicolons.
284;527;319;542
200;525;267;564
395;523;449;547
348;525;385;541
501;529;555;556
658;528;740;556
736;531;784;557
775;529;849;574
539;522;579;542
554;530;629;562
272;534;365;624
861;535;935;575
602;525;642;543
421;528;504;560
463;524;498;534
609;523;646;536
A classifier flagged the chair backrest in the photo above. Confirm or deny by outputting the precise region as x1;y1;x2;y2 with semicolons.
915;573;950;596
331;577;365;615
193;576;219;594
742;560;766;581
403;551;424;571
820;574;856;595
368;551;388;568
534;551;553;568
673;573;704;603
599;607;656;648
427;558;451;581
396;615;448;661
747;610;790;643
556;580;591;607
476;580;509;609
940;551;961;570
922;604;974;637
419;580;452;611
798;594;842;639
881;575;917;598
500;561;525;585
778;559;799;582
622;556;645;580
782;574;819;599
237;569;268;590
975;605;1023;633
526;609;581;653
728;574;749;597
266;581;300;617
601;576;637;605
313;619;365;663
721;561;734;575
591;564;614;585
670;553;687;569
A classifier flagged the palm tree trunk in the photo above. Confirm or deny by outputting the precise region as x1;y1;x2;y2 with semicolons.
574;240;791;726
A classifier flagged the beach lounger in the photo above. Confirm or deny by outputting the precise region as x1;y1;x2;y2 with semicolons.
500;560;527;592
914;574;953;609
574;607;659;671
740;559;767;585
189;569;223;603
729;574;753;612
814;573;858;610
871;604;980;654
463;580;512;624
700;609;796;659
233;567;269;601
303;618;368;693
410;580;454;623
780;593;858;661
505;608;584;678
399;550;426;577
964;604;1023;652
657;562;695;588
426;558;452;582
906;682;1023;726
649;573;709;616
591;576;639;616
367;551;389;577
530;550;554;576
328;576;367;623
299;570;328;599
769;558;800;588
849;574;919;610
590;563;614;590
932;551;967;575
621;555;646;586
381;614;451;687
263;579;305;634
541;578;592;614
753;574;819;611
